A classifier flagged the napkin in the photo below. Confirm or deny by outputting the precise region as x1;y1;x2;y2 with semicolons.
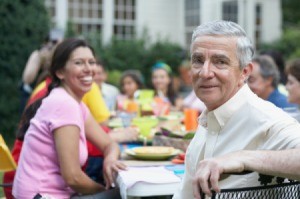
117;166;181;199
119;166;181;188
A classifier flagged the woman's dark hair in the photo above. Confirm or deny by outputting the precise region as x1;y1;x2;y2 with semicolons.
286;58;300;82
120;70;144;94
17;38;94;140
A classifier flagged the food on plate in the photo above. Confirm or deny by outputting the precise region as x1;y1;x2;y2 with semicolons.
133;146;175;155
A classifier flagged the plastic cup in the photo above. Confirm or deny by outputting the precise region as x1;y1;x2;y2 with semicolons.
126;101;139;113
184;108;199;131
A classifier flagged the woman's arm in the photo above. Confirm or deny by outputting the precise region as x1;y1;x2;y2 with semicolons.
54;125;105;194
85;115;127;189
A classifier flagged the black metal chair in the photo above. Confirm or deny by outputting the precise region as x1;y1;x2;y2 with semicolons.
203;173;300;199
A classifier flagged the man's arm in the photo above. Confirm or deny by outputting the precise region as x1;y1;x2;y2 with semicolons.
22;50;41;84
193;148;300;199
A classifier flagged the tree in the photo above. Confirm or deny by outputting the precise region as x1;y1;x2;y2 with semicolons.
0;0;50;142
282;0;300;27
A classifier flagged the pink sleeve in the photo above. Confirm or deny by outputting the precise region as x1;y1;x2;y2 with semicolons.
47;100;83;133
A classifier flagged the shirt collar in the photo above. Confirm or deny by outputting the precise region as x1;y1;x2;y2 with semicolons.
199;84;251;129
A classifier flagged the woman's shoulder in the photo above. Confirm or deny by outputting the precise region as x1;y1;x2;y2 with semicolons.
43;88;79;110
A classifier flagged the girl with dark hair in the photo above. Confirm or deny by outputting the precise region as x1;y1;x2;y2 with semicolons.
117;70;144;111
12;38;125;198
151;62;183;111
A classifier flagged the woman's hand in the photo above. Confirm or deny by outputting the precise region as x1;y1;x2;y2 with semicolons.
110;127;139;142
103;158;127;189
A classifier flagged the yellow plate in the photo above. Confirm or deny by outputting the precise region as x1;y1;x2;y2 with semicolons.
133;146;175;155
125;147;180;160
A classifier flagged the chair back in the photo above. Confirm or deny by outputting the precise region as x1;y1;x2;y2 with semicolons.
201;173;300;199
210;182;300;199
0;134;17;172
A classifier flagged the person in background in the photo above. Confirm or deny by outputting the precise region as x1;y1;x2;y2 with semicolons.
94;61;120;113
151;61;183;111
179;60;206;112
283;58;300;122
178;60;194;98
12;38;125;199
20;28;64;112
248;55;296;109
173;20;300;199
286;58;300;105
117;70;144;111
260;50;289;96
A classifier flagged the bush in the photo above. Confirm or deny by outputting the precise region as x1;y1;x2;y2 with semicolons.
87;36;186;88
0;0;50;142
260;27;300;60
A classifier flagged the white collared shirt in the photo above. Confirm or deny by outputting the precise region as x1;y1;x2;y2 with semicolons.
173;84;300;199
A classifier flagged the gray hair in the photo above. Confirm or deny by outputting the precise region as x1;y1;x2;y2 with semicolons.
253;55;280;88
191;20;254;69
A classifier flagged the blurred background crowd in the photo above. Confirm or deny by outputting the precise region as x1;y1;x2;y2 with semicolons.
1;0;300;144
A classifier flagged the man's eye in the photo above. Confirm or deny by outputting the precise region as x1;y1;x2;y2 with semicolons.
192;57;203;64
216;60;226;65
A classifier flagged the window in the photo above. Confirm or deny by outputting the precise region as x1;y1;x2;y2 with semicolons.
185;0;200;48
222;0;238;23
68;0;103;19
44;0;56;22
255;3;262;48
68;0;103;35
185;0;200;27
114;0;136;40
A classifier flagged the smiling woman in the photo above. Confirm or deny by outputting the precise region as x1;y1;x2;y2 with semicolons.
12;38;125;199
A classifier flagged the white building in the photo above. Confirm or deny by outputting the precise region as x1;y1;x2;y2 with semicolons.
45;0;282;49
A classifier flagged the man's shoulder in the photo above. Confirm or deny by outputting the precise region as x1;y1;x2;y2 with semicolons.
244;96;291;122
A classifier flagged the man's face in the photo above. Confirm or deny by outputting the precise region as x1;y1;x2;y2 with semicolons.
94;65;107;85
248;62;272;99
191;36;251;111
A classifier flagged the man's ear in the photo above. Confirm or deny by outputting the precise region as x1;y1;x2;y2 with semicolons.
241;62;253;83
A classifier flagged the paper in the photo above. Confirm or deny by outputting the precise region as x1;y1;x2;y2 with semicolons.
118;166;181;188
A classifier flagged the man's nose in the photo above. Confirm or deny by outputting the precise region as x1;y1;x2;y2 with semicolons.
199;61;214;78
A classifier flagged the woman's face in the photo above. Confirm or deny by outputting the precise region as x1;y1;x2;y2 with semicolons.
151;69;171;91
122;76;139;98
286;74;300;104
57;47;96;100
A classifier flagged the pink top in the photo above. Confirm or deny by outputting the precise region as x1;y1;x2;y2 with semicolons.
13;88;89;199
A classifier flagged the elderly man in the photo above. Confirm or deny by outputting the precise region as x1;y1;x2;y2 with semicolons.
173;20;300;199
248;55;296;109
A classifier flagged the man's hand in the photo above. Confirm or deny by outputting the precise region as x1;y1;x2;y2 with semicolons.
192;151;246;199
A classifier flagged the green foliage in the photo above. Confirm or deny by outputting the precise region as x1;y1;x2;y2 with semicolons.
88;36;186;88
106;70;123;86
65;21;77;38
282;0;300;27
0;0;50;141
260;27;300;60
